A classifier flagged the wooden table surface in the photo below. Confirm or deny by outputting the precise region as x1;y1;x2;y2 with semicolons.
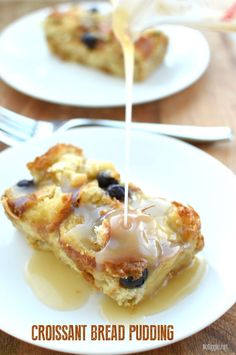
0;1;235;354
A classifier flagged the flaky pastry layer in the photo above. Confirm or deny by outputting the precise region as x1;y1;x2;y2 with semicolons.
2;144;204;306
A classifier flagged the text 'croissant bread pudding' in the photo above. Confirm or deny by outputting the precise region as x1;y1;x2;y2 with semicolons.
2;144;204;307
44;4;168;81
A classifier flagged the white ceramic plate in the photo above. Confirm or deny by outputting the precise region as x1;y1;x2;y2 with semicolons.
0;128;235;354
0;2;210;107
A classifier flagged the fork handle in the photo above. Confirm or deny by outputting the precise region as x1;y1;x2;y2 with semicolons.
58;119;234;143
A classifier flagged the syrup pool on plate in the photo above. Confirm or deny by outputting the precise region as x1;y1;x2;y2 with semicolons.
100;257;207;323
25;250;207;321
25;251;94;310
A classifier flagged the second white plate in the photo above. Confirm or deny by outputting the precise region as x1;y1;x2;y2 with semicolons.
0;2;210;107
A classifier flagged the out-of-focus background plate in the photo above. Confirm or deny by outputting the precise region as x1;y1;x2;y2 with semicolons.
0;128;235;354
0;2;210;107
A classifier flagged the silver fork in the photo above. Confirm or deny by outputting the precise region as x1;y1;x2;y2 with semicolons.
0;106;233;146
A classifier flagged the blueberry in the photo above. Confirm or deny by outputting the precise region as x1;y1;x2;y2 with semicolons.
81;33;99;49
89;7;99;13
17;179;34;188
97;172;119;189
120;269;148;289
107;184;125;201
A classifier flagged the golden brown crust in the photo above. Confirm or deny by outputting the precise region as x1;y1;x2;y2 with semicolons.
104;260;148;279
27;144;83;181
61;242;96;271
5;194;37;218
39;194;72;234
195;232;205;252
135;33;166;59
1;194;20;222
172;201;202;241
81;271;95;286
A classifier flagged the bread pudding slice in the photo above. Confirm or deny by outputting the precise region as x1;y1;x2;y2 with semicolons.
2;144;204;307
44;5;168;81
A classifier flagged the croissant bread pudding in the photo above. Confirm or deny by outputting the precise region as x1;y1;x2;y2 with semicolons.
2;144;204;307
44;4;169;81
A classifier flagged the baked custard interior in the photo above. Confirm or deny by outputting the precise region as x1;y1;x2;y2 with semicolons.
2;144;204;306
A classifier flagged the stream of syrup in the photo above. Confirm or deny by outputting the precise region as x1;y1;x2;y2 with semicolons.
111;0;236;225
111;4;134;226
